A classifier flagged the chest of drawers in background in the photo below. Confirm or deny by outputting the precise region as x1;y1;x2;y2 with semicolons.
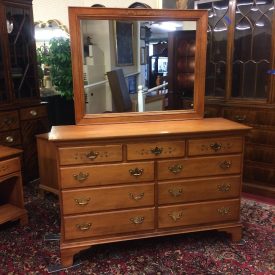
38;118;250;267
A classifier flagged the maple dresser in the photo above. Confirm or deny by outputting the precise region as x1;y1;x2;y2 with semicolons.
41;118;251;266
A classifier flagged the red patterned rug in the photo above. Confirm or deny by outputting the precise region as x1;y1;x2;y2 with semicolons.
0;185;274;274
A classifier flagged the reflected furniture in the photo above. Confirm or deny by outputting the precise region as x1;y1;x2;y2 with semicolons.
0;146;28;226
196;0;275;198
0;0;49;182
37;7;251;267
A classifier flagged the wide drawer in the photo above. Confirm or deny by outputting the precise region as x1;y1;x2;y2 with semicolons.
59;145;122;165
64;207;155;240
62;183;155;214
0;111;19;131
60;161;154;189
20;105;47;120
0;157;20;177
127;140;185;160
158;199;240;229
0;130;21;146
157;155;242;180
188;136;243;156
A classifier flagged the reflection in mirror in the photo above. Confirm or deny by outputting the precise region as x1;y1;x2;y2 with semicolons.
81;19;196;114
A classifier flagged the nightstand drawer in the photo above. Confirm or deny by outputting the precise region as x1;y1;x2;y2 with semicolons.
62;183;155;214
0;130;21;146
158;176;241;204
64;207;155;240
20;105;47;120
60;161;154;189
127;140;185;160
158;199;240;229
188;137;243;156
59;145;122;165
0;157;20;177
0;111;19;131
157;155;242;180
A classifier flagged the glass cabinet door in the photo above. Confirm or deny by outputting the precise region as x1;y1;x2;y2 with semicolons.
0;30;9;102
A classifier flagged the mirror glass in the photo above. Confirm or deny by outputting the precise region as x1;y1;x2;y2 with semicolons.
69;8;207;124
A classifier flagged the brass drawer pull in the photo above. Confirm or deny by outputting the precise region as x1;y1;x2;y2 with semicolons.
217;183;231;192
74;197;91;206
86;151;99;160
129;192;144;201
234;115;246;122
130;216;144;224
168;164;183;174
168;211;183;222
5;136;14;143
217;207;231;216
219;160;232;169
3;117;14;126
30;110;38;116
129;168;144;177
210;142;222;152
76;223;92;231
151;146;163;155
169;188;183;197
73;172;89;182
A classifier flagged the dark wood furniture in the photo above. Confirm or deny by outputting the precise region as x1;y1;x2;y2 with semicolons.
196;0;275;198
0;146;28;225
0;0;49;181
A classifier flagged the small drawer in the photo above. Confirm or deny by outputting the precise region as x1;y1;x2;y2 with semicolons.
157;155;242;180
60;161;154;189
188;136;243;156
127;140;185;160
158;199;240;229
158;175;241;205
64;207;155;240
0;157;20;177
0;111;19;131
0;130;21;146
62;183;155;214
59;145;122;165
20;105;47;120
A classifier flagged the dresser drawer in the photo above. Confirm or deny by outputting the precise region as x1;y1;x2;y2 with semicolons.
0;130;21;146
0;157;20;177
158;176;241;204
59;145;122;165
64;207;155;240
62;183;155;214
158;199;240;229
188;137;243;156
157;155;242;180
60;161;154;189
20;105;47;120
127;140;185;160
0;111;19;131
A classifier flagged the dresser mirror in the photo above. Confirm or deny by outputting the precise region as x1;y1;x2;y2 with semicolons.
69;7;207;124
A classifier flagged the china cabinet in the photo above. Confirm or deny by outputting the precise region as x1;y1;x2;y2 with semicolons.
0;0;49;181
196;0;275;198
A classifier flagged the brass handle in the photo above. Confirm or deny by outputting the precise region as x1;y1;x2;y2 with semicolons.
73;172;89;182
219;160;232;169
210;143;222;152
30;110;37;116
86;151;99;160
74;197;91;206
129;168;144;177
217;207;231;216
130;216;144;224
76;223;92;231
217;183;231;192
5;136;14;143
168;164;183;174
3;117;14;126
168;211;183;222
129;192;144;201
168;188;183;197
234;115;246;122
150;146;163;155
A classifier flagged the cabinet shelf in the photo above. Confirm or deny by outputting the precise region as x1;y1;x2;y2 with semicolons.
0;203;27;224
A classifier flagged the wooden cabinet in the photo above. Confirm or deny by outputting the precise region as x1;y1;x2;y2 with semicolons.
0;0;49;181
196;0;275;198
38;118;250;267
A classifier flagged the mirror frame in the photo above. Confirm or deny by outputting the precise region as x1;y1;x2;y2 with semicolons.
68;7;208;125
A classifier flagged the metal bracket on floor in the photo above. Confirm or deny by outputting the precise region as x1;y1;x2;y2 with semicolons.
47;262;82;273
44;233;60;241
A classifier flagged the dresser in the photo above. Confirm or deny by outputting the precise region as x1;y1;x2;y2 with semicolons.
41;118;250;266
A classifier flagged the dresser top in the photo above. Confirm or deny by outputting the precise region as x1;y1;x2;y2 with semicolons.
46;118;251;142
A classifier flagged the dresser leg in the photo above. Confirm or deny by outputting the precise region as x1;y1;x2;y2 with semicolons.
19;213;28;226
60;251;74;267
219;226;242;242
